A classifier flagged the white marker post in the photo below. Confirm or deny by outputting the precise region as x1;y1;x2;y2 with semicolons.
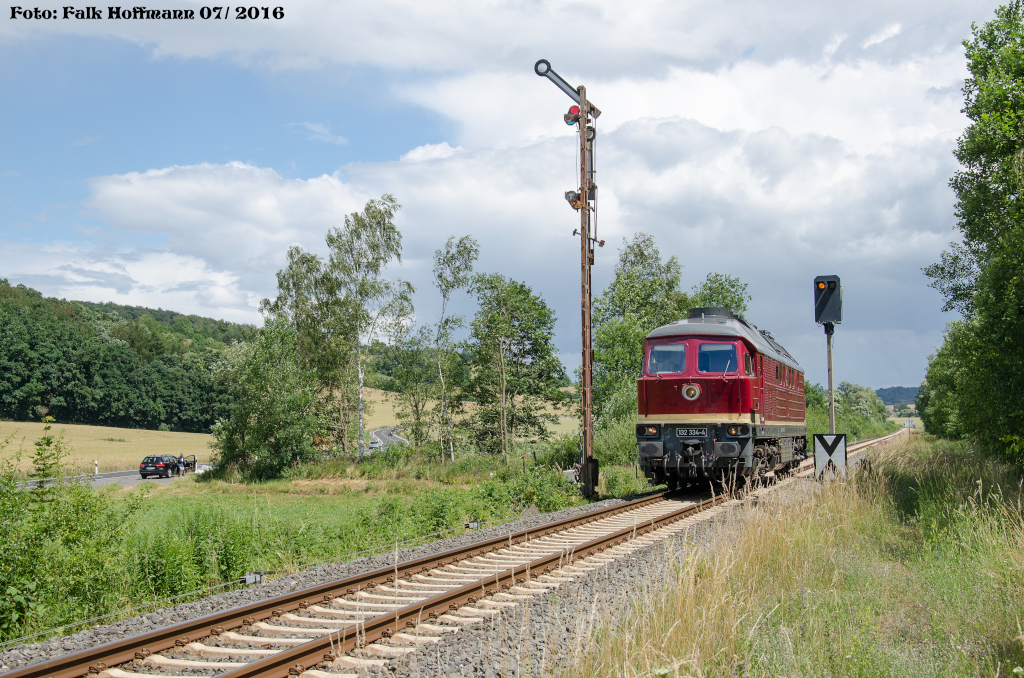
813;434;847;480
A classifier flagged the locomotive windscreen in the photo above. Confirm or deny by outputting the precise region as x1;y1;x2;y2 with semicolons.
647;343;686;374
697;343;738;373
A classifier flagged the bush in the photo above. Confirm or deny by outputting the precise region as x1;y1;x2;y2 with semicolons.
486;465;579;513
600;466;649;498
210;319;328;481
594;417;637;467
0;433;143;641
805;381;897;441
535;434;579;469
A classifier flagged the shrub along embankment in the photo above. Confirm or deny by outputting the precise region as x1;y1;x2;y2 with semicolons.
565;435;1024;677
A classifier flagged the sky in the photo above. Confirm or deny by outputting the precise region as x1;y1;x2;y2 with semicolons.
0;0;992;389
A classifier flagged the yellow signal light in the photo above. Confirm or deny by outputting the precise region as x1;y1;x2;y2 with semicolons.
817;281;826;289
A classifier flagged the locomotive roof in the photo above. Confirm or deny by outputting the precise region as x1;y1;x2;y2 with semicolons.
646;310;803;371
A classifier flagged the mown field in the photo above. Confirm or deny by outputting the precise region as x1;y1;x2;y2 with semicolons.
0;387;421;476
565;435;1024;677
0;421;214;475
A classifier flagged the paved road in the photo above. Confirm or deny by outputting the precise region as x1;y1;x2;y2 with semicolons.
92;470;184;489
370;427;408;449
21;468;205;490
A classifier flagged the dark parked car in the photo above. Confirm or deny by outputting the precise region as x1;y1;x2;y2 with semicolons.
139;455;181;479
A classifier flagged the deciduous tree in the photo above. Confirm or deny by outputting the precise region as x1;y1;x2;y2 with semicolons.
922;3;1024;452
325;194;412;459
210;318;328;480
465;274;565;459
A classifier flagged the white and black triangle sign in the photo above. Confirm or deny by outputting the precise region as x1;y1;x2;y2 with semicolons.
813;434;847;480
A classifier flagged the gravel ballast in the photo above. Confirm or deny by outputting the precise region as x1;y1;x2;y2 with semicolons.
384;442;896;677
386;493;740;678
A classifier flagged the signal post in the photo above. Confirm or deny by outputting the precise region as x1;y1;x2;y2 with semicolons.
813;275;842;434
535;59;603;497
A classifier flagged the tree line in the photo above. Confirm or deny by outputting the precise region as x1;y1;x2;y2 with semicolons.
916;3;1024;465
212;195;568;479
0;281;248;431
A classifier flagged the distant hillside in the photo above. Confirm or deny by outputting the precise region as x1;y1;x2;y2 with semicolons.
875;386;919;405
0;279;249;431
78;300;253;344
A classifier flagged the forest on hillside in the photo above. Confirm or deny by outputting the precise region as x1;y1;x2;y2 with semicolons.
0;281;252;431
874;386;919;406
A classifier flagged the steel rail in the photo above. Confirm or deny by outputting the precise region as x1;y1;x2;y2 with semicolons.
0;490;672;678
216;495;729;678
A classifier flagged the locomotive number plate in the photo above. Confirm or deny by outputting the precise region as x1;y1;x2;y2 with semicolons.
676;428;708;437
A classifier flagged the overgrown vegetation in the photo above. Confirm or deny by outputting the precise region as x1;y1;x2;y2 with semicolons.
806;381;898;440
566;435;1024;677
919;3;1024;462
0;419;651;644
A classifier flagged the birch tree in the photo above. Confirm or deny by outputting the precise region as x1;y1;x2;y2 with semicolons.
325;194;411;459
431;236;478;462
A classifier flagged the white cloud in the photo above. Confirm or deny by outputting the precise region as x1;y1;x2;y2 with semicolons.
0;0;992;76
863;23;902;49
0;243;259;323
2;0;984;389
402;54;967;153
291;122;348;145
4;96;955;386
84;162;368;279
401;142;461;162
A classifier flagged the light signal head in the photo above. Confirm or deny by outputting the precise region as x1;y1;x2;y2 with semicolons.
813;275;842;324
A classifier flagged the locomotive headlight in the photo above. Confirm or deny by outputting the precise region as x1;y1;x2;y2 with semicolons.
682;384;701;401
728;426;739;435
636;424;660;437
740;425;750;435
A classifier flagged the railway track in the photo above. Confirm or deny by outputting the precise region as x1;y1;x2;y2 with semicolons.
2;429;908;678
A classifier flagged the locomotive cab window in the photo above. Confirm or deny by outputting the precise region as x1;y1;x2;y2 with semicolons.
697;343;738;373
647;343;686;374
744;353;753;375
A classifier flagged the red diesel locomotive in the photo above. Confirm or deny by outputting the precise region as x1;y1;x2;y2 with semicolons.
636;307;807;490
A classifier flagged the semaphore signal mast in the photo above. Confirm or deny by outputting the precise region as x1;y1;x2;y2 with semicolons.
534;59;604;498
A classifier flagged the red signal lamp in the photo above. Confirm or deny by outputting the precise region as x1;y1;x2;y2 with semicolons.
564;105;581;125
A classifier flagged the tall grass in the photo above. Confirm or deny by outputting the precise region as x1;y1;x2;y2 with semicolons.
564;435;1024;677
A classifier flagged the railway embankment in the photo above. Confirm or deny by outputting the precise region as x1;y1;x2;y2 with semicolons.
0;494;635;672
7;432;1015;678
555;434;1024;677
